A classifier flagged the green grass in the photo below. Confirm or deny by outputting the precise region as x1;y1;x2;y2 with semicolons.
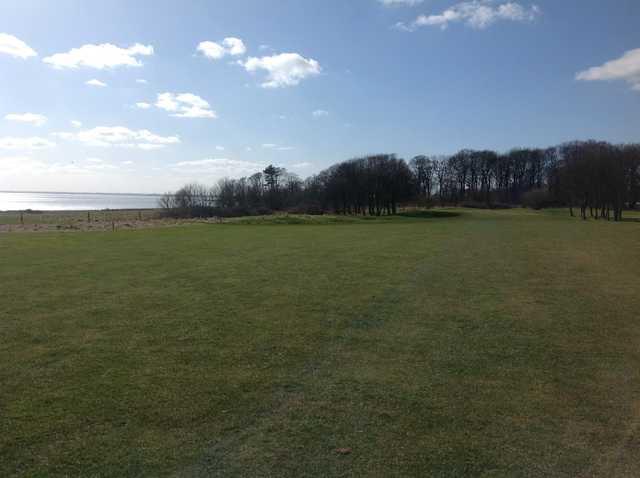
1;208;639;477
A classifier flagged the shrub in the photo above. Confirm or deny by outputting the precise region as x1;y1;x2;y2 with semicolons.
521;189;557;210
461;201;512;210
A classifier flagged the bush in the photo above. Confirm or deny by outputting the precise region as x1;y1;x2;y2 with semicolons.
158;204;275;219
461;201;512;210
286;204;325;215
521;189;557;210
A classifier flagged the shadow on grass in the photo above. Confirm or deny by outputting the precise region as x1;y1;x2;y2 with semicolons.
397;210;461;219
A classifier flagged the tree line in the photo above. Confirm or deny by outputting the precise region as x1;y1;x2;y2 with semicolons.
160;140;640;221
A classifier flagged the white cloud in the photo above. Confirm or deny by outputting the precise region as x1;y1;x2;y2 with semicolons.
172;158;265;176
0;156;79;177
261;143;294;151
0;33;37;59
137;143;165;151
86;79;108;87
0;137;55;150
242;52;321;88
121;160;134;165
86;162;118;171
136;78;148;84
197;41;224;60
0;156;122;180
4;113;47;126
71;120;83;128
379;0;423;6
215;145;225;151
155;92;217;118
135;102;152;109
312;109;329;117
55;126;180;150
197;37;246;60
223;37;246;56
86;157;103;163
43;43;153;69
576;48;640;92
397;1;540;31
291;162;312;169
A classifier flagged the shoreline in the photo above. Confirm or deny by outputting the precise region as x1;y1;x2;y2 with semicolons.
0;208;176;233
0;207;160;213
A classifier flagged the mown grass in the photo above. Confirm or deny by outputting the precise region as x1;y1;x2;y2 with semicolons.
1;208;639;477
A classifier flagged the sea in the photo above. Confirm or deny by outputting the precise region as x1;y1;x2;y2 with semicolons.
0;191;163;211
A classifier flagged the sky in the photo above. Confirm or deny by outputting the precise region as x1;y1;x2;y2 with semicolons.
1;0;639;194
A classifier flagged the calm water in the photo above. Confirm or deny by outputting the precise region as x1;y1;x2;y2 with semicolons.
0;191;162;211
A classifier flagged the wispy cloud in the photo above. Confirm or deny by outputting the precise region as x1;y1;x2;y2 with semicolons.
155;92;217;118
5;113;47;126
379;0;424;6
171;158;266;176
86;79;107;87
0;156;124;178
0;137;55;150
312;109;329;117
54;126;180;150
0;33;37;59
576;48;640;92
261;143;295;151
396;1;541;31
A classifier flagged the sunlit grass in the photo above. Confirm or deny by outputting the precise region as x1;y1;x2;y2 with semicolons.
1;208;639;476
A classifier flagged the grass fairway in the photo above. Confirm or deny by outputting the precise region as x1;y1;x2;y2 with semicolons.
1;209;640;477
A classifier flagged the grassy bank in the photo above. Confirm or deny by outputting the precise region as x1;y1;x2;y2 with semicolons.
1;208;639;476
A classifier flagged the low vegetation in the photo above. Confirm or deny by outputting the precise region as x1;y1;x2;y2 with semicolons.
2;208;640;476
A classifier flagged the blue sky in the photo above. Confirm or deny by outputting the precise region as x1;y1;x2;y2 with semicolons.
1;0;639;193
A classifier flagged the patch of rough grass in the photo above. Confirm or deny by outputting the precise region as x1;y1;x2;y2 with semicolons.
223;209;461;225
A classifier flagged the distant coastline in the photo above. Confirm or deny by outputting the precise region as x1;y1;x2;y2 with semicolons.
0;191;162;212
0;190;162;197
